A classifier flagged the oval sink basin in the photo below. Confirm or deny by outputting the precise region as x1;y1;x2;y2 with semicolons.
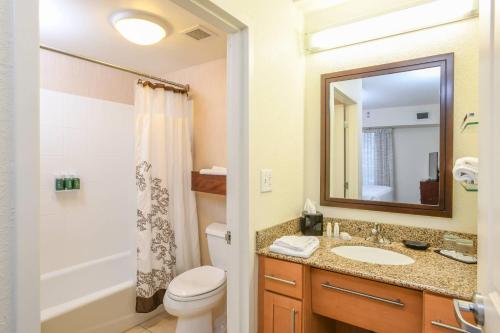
331;246;415;265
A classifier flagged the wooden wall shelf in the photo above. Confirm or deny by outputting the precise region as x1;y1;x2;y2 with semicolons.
191;171;226;195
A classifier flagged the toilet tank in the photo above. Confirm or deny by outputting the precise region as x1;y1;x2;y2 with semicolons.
205;223;228;270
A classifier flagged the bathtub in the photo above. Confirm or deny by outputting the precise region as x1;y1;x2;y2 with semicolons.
41;251;164;333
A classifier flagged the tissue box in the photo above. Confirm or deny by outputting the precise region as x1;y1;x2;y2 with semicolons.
300;212;323;236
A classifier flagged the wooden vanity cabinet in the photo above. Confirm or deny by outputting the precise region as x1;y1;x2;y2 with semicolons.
259;256;472;333
423;292;474;333
259;256;306;333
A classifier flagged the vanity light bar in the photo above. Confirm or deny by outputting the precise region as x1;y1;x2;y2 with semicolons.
306;0;478;52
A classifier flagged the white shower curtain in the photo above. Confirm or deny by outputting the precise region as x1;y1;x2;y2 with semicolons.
134;81;200;313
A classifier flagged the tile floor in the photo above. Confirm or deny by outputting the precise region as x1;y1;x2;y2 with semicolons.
123;312;177;333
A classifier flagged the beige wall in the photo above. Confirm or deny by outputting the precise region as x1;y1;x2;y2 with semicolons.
198;2;305;332
166;59;227;266
209;0;305;232
305;18;479;234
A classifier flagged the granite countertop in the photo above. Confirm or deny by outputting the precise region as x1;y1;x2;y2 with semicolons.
257;236;477;300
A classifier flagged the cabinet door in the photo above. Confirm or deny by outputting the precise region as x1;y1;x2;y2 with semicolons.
423;292;475;332
263;291;302;333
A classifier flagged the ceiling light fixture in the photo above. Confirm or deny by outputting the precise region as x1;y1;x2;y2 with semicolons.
111;10;169;46
306;0;478;52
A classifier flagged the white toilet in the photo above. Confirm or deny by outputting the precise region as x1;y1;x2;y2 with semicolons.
164;223;227;333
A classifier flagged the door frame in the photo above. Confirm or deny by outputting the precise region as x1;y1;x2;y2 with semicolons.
12;0;250;332
170;3;251;331
478;0;500;331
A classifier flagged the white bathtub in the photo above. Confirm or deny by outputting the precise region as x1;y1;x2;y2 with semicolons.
41;251;164;333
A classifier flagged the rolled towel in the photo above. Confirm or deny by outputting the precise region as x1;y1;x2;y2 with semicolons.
453;157;478;183
273;236;318;252
455;157;478;172
269;238;320;259
453;167;477;182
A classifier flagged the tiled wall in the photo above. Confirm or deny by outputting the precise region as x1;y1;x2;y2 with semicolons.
40;89;135;274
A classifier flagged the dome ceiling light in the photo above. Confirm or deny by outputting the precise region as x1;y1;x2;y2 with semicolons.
111;10;169;46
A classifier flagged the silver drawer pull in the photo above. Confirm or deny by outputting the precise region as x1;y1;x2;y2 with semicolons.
432;320;468;332
264;274;296;286
291;308;296;333
321;282;405;307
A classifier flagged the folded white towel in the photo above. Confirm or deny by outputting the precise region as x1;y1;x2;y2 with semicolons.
269;238;319;258
200;166;227;176
273;236;317;252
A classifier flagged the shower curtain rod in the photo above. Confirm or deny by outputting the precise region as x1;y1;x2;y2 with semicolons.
40;45;190;92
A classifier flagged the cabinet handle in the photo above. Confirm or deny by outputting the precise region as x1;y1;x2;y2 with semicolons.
321;282;405;307
264;274;296;286
432;320;468;332
291;308;296;333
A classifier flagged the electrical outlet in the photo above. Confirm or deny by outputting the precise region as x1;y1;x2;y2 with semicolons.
260;169;272;193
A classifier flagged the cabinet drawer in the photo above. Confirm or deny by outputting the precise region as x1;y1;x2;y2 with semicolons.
311;269;422;333
423;292;475;333
261;256;303;299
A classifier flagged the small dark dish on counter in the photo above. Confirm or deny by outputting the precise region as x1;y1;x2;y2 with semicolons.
403;240;431;250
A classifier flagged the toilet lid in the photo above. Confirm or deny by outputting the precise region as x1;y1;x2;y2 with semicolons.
168;266;226;298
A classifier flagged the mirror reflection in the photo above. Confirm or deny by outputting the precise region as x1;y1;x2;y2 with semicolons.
329;67;441;205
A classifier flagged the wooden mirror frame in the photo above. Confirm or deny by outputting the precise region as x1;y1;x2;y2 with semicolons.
320;54;454;217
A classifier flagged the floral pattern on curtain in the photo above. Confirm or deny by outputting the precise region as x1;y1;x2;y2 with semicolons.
135;161;176;312
362;127;395;187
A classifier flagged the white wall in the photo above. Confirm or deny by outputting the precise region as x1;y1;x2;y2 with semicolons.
305;18;479;233
0;1;14;331
40;90;135;274
363;104;440;128
393;126;440;203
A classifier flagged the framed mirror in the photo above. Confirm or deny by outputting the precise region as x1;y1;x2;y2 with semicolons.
320;54;453;217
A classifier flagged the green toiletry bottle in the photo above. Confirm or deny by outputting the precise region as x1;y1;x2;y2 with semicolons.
55;174;64;191
64;174;74;190
73;174;81;190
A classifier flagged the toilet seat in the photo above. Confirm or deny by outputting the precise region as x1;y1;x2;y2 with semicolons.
167;266;226;302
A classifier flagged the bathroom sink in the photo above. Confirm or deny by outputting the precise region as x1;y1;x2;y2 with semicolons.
331;246;415;265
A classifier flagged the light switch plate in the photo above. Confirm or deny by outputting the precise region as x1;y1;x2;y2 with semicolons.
260;169;272;193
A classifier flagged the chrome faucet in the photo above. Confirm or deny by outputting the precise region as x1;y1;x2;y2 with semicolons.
366;223;389;244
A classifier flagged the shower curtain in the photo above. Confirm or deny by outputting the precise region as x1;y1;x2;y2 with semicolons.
134;81;200;313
